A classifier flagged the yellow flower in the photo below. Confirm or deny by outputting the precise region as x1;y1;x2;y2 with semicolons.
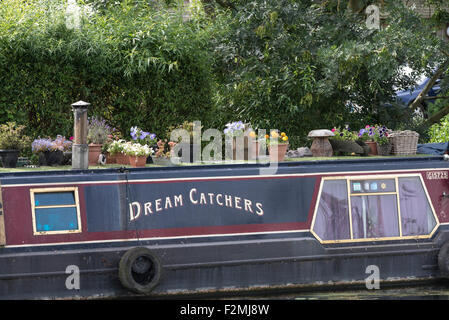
264;134;269;139
282;136;288;141
249;131;257;138
270;131;279;138
281;132;286;137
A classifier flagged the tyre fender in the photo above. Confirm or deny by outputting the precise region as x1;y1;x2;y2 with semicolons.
118;247;162;294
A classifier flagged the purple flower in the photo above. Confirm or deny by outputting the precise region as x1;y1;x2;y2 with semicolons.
139;131;150;140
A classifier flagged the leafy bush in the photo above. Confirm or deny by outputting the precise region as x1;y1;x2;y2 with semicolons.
0;122;31;150
0;0;217;141
428;114;449;143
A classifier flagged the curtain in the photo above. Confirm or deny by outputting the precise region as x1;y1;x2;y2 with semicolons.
399;177;436;236
351;194;399;239
313;180;350;241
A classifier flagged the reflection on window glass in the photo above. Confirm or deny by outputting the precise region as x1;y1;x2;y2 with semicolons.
313;180;350;241
351;195;399;239
32;189;80;234
35;207;78;232
34;192;75;207
399;177;436;236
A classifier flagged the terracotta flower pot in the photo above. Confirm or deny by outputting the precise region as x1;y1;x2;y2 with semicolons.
88;143;103;165
116;152;129;165
249;140;262;160
268;143;289;162
365;141;378;156
232;136;249;160
128;155;147;168
106;152;117;164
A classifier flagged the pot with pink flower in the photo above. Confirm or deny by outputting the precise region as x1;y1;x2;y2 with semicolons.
358;125;378;155
374;126;392;156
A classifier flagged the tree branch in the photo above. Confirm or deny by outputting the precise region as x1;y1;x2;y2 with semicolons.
409;59;449;112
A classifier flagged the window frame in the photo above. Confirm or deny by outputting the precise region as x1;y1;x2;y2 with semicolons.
30;187;82;235
311;173;439;244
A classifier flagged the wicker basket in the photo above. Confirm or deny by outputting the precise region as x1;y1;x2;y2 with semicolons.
389;130;419;155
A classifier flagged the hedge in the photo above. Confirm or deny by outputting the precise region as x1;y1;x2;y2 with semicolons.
0;0;217;142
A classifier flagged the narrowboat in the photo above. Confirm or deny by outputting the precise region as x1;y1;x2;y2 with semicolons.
1;155;449;299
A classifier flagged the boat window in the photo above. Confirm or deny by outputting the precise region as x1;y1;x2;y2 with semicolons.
398;177;436;236
313;180;351;241
30;187;81;235
312;175;438;243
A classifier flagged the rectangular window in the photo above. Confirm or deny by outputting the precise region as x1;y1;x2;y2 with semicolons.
30;187;82;235
351;194;399;239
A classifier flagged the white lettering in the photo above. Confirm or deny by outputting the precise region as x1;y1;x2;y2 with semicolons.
174;194;183;207
165;196;173;209
234;196;242;210
216;194;223;206
144;202;153;215
225;195;232;207
129;201;141;221
208;193;215;204
255;202;264;216
200;192;207;205
155;198;162;212
244;199;253;213
190;188;198;204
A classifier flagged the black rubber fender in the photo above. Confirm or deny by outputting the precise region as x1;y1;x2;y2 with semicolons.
118;247;162;294
438;241;449;278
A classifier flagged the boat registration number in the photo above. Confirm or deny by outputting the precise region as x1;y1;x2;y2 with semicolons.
426;171;449;180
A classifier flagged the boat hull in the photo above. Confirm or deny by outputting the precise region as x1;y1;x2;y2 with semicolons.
1;156;449;299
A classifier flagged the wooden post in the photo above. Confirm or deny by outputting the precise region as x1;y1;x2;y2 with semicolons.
71;100;90;170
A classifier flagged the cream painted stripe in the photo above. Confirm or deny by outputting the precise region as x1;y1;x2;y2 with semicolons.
1;167;448;188
3;229;311;248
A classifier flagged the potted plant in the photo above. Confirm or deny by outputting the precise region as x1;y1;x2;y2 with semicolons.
122;142;153;168
329;126;366;156
0;122;31;168
266;130;289;162
129;126;157;164
374;126;392;156
87;116;112;165
152;139;179;166
107;139;128;165
223;121;251;160
102;128;123;164
248;130;261;160
358;125;378;155
31;135;72;166
167;121;201;163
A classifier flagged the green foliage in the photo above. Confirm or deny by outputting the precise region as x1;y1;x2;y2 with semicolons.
0;122;31;150
428;114;449;143
211;0;448;148
0;0;217;142
331;126;358;141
